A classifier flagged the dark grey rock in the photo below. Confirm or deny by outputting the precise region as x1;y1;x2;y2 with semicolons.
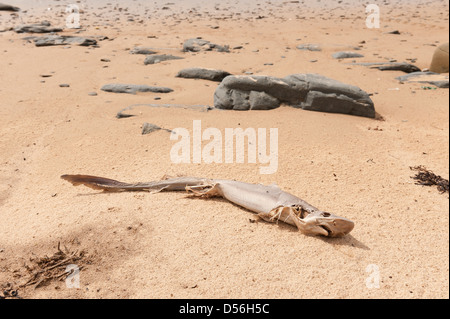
182;38;230;53
332;51;364;59
144;54;184;65
249;91;280;110
420;81;449;88
296;44;322;51
0;3;20;11
214;74;375;118
59;84;70;87
15;22;63;33
101;84;173;94
301;91;373;118
26;35;97;47
176;67;232;82
219;75;307;104
396;71;438;81
130;47;157;55
348;62;421;73
395;71;449;88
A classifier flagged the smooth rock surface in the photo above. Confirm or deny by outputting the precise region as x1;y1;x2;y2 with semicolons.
130;47;158;55
144;54;184;65
101;84;173;94
296;44;322;51
429;42;449;73
348;62;421;73
332;51;364;59
176;67;232;82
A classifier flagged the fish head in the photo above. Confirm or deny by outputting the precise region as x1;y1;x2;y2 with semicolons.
291;207;355;237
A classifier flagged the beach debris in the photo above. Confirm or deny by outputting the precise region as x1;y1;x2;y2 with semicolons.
347;62;421;73
2;242;89;296
144;54;184;65
182;38;230;53
410;166;449;194
332;51;364;59
101;84;173;94
176;67;232;82
14;21;63;33
61;175;355;237
296;44;322;51
0;3;20;11
214;73;375;118
0;283;19;299
130;47;157;55
429;42;449;73
19;242;87;290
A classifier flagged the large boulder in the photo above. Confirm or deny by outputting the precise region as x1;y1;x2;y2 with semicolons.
429;42;449;73
214;74;375;118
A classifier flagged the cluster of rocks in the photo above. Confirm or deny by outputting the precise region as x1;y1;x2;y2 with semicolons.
182;38;230;53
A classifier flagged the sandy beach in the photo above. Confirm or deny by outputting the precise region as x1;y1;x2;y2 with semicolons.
0;0;448;299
